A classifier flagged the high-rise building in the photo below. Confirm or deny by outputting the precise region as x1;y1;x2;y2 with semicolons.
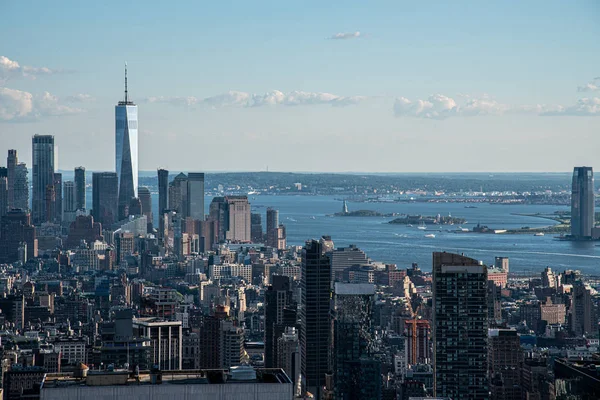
158;168;169;237
330;245;370;281
251;213;263;243
209;197;228;242
0;177;7;220
225;196;251;242
571;166;594;238
266;208;279;247
7;149;17;209
32;134;55;224
488;329;522;400
138;186;152;223
74;166;86;211
332;282;380;400
14;163;29;210
300;239;331;398
0;209;37;263
116;64;138;220
405;318;431;366
132;318;183;370
92;172;119;228
265;275;296;368
433;252;489;400
187;172;205;221
63;180;76;225
169;172;188;217
53;172;62;224
571;281;595;336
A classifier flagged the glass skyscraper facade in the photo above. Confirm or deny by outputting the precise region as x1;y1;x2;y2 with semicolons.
187;172;205;221
32;135;55;225
115;65;138;220
571;166;594;238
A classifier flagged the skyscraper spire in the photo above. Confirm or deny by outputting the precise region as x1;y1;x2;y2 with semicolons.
124;62;128;103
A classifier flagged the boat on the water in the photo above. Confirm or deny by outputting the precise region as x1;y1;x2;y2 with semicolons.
417;221;427;230
424;233;436;238
534;232;545;236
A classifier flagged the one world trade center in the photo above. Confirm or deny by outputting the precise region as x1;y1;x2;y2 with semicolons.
115;63;138;220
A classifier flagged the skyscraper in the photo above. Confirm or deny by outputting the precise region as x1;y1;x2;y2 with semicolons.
74;166;86;211
169;172;188;217
13;163;28;210
0;209;37;263
7;149;17;209
63;180;76;223
138;186;152;223
251;213;263;243
209;196;228;242
433;252;489;400
265;275;296;368
116;64;138;220
157;168;169;236
332;282;379;400
187;172;205;221
488;329;522;400
571;166;594;238
32;135;55;225
266;207;278;247
53;172;62;224
0;177;7;220
226;196;251;242
92;172;119;228
300;239;331;398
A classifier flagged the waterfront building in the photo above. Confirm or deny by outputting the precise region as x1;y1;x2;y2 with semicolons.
300;239;331;398
433;252;489;400
74;166;86;211
32;134;55;225
92;172;118;228
571;166;594;238
116;64;138;220
494;256;509;273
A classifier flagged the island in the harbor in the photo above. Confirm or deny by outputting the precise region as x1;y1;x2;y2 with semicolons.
388;214;467;225
334;209;397;217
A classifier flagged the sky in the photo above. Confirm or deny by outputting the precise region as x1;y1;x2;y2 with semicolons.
1;0;599;173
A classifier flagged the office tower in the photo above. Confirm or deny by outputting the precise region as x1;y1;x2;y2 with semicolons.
209;196;228;241
494;256;509;273
92;172;119;228
116;64;138;220
198;219;219;252
330;244;370;281
63;181;75;214
74;166;86;211
14;163;29;210
32;134;55;224
571;166;594;238
332;283;380;400
266;207;279;247
277;326;301;394
265;275;297;368
251;213;263;243
225;196;251;242
571;281;595;336
0;209;37;263
405;318;431;366
53;172;62;224
488;329;522;400
221;320;245;369
276;225;287;250
199;314;222;368
488;280;502;326
169;172;188;215
132;318;183;370
7;149;17;209
300;239;331;398
187;172;205;221
433;252;489;400
45;184;56;223
138;186;152;223
0;177;7;220
157;168;169;236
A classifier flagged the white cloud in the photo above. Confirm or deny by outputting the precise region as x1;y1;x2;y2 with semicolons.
577;77;600;92
65;93;95;103
540;97;600;116
0;88;83;122
0;55;63;82
145;90;366;108
394;94;458;119
328;31;362;40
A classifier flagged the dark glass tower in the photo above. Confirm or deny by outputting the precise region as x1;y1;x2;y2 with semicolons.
433;252;489;400
187;172;205;221
157;168;169;236
7;149;17;209
74;166;86;211
266;207;279;247
300;239;331;398
31;135;55;225
571;166;594;238
264;275;296;368
92;172;119;228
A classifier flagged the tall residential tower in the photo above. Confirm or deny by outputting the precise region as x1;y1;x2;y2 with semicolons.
116;63;138;220
32;135;56;225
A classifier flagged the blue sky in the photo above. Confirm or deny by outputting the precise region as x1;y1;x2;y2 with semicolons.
1;0;599;172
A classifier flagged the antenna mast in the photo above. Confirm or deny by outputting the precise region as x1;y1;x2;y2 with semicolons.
124;62;128;103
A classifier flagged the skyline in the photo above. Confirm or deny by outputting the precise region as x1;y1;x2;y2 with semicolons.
1;0;600;172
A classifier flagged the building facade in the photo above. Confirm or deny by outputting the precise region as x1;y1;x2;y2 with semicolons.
571;166;594;238
32;134;55;225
